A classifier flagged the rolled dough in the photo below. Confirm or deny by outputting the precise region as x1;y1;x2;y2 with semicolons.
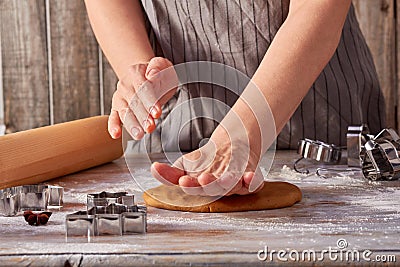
143;181;302;212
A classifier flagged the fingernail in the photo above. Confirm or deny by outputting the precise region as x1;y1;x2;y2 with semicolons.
143;120;150;131
110;128;118;138
131;127;140;138
147;69;158;78
150;106;158;118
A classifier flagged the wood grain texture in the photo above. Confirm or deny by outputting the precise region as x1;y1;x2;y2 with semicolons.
397;1;400;132
1;151;400;266
0;0;49;133
0;28;4;130
102;53;118;115
353;0;397;129
0;116;123;189
49;0;100;123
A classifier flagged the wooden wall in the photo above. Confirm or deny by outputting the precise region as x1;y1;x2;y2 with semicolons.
353;0;397;130
0;0;398;133
0;0;118;133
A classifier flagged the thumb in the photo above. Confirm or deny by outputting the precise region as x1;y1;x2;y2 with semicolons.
145;57;173;80
151;162;185;186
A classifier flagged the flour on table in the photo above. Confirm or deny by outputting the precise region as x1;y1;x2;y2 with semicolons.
265;165;310;181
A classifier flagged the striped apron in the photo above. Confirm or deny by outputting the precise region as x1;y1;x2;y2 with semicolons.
132;0;386;153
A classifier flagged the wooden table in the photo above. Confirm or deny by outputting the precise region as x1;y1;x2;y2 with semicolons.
0;151;399;266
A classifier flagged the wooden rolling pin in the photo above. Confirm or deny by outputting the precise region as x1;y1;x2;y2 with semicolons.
0;116;123;189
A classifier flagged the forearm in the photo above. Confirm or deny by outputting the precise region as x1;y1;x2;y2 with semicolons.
84;0;155;78
217;0;351;154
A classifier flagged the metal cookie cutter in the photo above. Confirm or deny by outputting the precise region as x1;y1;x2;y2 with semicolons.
347;125;373;167
361;128;400;181
295;139;342;175
296;126;400;181
87;191;134;209
0;184;63;216
66;192;147;238
298;138;342;163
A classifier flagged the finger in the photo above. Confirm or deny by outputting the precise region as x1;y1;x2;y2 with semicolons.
217;173;242;192
128;93;156;133
108;111;122;139
225;172;263;196
151;162;185;186
135;81;162;120
146;57;178;113
146;57;174;79
120;108;145;140
242;172;264;193
111;93;142;139
145;57;173;119
197;173;225;196
178;175;205;196
126;63;161;120
122;64;157;132
112;91;129;123
228;186;249;196
116;80;155;133
246;168;264;193
225;177;244;196
157;67;179;106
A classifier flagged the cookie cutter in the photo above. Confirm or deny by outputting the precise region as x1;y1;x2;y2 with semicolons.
362;128;400;180
66;192;147;238
0;184;63;216
295;139;342;175
296;126;400;181
347;125;373;167
297;138;342;163
87;191;134;209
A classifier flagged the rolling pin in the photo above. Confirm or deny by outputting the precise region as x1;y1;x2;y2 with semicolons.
0;116;123;189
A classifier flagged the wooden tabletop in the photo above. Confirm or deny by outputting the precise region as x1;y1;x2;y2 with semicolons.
0;151;399;266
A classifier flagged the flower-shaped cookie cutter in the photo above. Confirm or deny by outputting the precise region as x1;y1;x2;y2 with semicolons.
362;128;400;180
0;184;63;216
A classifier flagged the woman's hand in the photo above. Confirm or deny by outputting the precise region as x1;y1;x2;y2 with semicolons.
86;0;175;139
151;126;265;196
108;57;178;139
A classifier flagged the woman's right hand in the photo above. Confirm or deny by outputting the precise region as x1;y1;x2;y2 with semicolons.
108;57;178;140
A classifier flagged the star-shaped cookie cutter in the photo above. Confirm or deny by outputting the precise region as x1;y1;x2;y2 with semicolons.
66;191;147;238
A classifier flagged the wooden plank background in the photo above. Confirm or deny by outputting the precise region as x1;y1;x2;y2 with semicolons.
353;0;397;130
0;0;398;133
0;0;117;133
0;0;49;133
